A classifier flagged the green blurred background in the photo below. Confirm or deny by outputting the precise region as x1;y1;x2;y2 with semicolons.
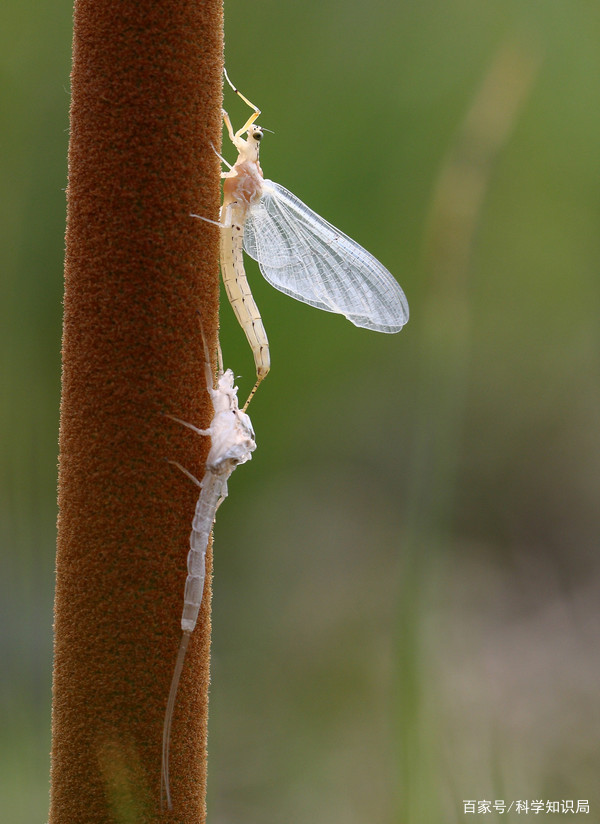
2;1;599;822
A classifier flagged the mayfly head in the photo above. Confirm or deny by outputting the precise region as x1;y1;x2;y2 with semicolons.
212;369;239;414
237;124;264;163
217;369;236;390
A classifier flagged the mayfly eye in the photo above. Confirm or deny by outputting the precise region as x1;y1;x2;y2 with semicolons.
253;131;263;141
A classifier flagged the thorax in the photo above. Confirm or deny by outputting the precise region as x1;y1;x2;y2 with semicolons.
222;159;264;212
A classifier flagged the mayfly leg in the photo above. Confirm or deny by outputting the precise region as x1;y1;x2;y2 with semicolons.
223;67;261;136
211;141;233;172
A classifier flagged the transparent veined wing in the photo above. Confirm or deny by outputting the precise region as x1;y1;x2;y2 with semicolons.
243;180;409;333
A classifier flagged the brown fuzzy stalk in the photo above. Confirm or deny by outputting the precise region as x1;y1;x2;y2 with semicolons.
50;1;224;821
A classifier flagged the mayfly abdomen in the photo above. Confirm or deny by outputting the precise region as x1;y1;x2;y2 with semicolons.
220;218;270;380
181;474;222;632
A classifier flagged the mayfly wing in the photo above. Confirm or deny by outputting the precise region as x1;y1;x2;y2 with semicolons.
243;180;409;333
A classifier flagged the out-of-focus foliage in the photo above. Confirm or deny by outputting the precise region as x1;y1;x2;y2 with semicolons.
2;1;599;822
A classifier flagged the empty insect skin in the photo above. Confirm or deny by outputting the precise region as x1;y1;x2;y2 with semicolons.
161;336;256;811
196;70;410;408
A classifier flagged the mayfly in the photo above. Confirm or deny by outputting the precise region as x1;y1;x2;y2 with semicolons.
194;69;409;407
161;331;256;810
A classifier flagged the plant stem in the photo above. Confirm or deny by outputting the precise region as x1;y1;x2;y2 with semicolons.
50;1;223;821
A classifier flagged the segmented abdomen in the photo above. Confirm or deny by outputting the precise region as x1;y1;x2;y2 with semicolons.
181;472;224;632
220;211;270;379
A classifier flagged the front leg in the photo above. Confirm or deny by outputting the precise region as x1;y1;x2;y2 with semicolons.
223;69;261;138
